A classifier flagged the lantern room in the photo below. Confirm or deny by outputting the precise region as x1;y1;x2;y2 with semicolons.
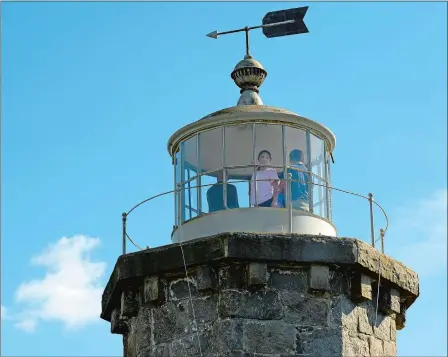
167;55;336;243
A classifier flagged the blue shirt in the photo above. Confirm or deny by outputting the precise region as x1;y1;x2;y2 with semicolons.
278;164;309;207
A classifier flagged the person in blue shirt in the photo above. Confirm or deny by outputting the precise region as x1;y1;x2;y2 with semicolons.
278;149;310;211
207;170;239;213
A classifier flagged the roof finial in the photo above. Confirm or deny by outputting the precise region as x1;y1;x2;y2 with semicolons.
231;55;267;106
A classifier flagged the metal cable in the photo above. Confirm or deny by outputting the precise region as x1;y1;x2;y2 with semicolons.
125;233;145;251
177;186;203;357
374;255;382;327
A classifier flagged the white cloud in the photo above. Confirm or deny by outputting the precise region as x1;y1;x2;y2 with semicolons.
14;235;107;333
387;188;447;277
1;305;7;320
15;318;37;333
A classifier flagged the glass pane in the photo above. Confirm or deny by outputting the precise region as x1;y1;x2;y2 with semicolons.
202;169;221;213
224;124;254;178
312;176;328;219
181;136;198;222
326;150;333;221
251;124;283;207
228;168;249;209
174;150;181;226
198;128;223;215
254;124;284;169
203;169;243;213
284;126;308;167
199;127;223;174
286;165;311;212
310;134;325;180
283;126;309;209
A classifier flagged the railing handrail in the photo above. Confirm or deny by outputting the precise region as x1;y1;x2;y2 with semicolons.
180;164;327;186
121;164;389;256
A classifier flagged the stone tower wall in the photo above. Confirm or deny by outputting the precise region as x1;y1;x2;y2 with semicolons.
102;234;418;357
122;263;397;357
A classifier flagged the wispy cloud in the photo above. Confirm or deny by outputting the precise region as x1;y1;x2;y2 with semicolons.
14;318;37;333
387;188;447;277
13;235;106;333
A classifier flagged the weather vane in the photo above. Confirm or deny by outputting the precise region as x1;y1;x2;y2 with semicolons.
206;6;309;57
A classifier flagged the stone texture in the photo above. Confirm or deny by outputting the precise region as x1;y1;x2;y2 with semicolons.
329;269;350;295
170;330;214;357
214;319;244;351
378;287;401;315
143;276;164;304
121;289;139;318
111;308;128;334
383;340;397;356
247;262;268;287
390;314;396;341
358;306;373;335
369;336;384;357
343;332;370;357
281;292;328;325
396;309;406;330
329;296;358;336
351;273;372;302
244;321;296;354
219;264;248;290
133;308;152;355
219;290;283;320
309;265;330;291
196;265;217;292
269;269;308;292
169;278;197;301
101;234;419;322
298;327;342;356
101;233;420;357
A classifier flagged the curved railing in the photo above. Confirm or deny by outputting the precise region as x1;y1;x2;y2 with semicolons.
121;166;388;255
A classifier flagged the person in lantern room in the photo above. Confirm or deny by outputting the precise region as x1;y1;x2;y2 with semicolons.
249;150;281;207
277;149;310;211
207;169;239;213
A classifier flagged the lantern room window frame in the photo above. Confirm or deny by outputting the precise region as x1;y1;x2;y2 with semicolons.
173;122;333;225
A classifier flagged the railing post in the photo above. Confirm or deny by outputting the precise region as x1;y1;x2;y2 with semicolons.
122;212;127;255
368;193;375;248
380;228;385;253
288;172;293;233
177;183;183;229
252;123;257;206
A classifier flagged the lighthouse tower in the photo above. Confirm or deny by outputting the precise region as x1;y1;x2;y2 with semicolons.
101;8;419;357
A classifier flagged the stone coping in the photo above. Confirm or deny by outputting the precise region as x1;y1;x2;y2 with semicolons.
101;233;419;322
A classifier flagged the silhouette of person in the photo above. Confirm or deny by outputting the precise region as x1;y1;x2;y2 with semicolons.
207;170;239;213
278;149;310;211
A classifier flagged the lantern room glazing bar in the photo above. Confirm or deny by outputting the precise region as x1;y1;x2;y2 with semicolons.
252;123;257;206
222;127;228;209
196;134;202;215
282;125;288;208
306;129;313;213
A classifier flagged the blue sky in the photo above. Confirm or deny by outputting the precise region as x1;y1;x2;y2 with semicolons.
1;2;446;356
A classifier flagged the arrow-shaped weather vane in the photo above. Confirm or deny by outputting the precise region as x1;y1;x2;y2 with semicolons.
207;6;309;56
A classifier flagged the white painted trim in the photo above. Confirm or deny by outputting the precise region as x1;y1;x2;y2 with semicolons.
167;105;337;156
171;207;337;243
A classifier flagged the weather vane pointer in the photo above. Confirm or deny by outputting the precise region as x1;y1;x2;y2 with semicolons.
206;6;309;56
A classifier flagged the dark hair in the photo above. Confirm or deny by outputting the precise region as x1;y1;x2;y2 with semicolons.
289;149;303;162
257;150;272;171
257;150;272;160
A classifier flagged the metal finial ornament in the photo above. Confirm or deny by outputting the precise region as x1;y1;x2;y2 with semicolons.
206;7;309;106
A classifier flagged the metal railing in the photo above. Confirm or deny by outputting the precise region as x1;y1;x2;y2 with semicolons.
120;165;388;256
